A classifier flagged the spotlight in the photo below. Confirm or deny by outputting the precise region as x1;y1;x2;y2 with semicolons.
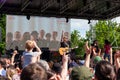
88;19;91;24
26;15;30;20
66;17;69;23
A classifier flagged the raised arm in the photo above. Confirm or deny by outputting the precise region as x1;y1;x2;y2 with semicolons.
110;47;113;64
11;50;17;65
84;41;91;68
33;41;42;54
114;50;120;71
60;53;68;80
33;41;42;61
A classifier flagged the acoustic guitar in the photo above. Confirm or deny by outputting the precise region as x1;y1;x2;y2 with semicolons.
59;46;78;55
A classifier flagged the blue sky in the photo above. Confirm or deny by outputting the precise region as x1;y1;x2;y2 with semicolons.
70;17;120;38
70;19;91;38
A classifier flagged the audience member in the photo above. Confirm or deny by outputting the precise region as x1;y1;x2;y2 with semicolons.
22;40;42;68
70;66;93;80
95;60;116;80
21;63;47;80
104;40;112;63
6;65;20;80
0;60;6;77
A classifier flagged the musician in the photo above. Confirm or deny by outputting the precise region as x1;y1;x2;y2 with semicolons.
60;36;71;48
60;36;77;61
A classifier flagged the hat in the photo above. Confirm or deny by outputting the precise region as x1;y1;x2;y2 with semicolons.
94;56;102;64
71;66;93;80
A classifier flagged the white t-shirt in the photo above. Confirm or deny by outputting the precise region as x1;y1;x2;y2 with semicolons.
0;68;6;77
22;51;41;68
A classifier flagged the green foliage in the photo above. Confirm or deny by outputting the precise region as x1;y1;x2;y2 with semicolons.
71;30;81;47
86;20;120;49
71;30;85;58
0;15;6;54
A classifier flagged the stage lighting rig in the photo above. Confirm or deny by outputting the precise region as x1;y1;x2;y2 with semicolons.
26;15;30;20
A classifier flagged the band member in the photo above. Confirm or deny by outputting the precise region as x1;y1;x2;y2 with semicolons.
60;36;71;48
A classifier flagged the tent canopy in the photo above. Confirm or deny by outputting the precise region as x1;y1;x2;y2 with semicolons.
0;0;120;20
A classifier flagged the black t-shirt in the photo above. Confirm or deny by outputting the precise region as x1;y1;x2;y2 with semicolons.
60;41;71;48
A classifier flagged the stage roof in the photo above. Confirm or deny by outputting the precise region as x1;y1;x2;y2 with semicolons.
1;0;120;20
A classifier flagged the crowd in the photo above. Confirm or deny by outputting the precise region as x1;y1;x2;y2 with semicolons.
0;39;120;80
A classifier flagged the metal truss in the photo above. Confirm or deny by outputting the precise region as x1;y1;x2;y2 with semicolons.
41;0;56;12
77;0;95;15
60;0;76;14
21;0;32;11
0;0;6;9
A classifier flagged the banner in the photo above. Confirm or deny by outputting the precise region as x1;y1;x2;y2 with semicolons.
6;15;71;51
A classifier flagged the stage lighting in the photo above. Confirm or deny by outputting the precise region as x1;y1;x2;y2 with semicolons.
26;15;30;20
88;19;91;24
66;17;69;23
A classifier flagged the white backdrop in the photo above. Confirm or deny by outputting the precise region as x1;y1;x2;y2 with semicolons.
6;15;71;51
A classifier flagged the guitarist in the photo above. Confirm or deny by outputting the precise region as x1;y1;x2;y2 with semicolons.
60;36;71;48
60;36;77;61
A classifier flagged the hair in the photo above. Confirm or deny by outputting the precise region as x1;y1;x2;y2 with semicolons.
95;61;116;80
25;40;34;51
0;75;8;80
6;65;18;80
52;63;62;74
116;68;120;80
20;63;47;80
46;33;51;38
0;58;6;69
105;40;110;45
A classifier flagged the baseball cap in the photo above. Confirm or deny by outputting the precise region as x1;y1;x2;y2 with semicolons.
71;66;93;80
94;56;102;64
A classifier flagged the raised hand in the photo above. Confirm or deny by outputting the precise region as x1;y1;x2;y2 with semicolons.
85;41;91;54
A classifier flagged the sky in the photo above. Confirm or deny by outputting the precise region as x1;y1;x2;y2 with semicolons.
70;19;96;38
70;17;120;38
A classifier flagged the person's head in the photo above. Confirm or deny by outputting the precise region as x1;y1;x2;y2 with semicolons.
6;65;18;80
6;32;13;42
22;32;30;41
95;60;116;80
20;63;47;80
14;31;21;40
64;32;69;38
38;60;50;71
0;58;6;69
31;31;38;41
93;40;98;46
63;36;68;42
117;68;120;80
93;56;102;66
45;33;51;40
52;31;58;40
25;40;34;51
52;63;62;74
105;40;110;45
0;75;8;80
70;66;93;80
40;29;45;38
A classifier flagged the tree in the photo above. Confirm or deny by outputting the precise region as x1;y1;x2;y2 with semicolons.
0;14;6;54
71;30;86;58
86;20;120;49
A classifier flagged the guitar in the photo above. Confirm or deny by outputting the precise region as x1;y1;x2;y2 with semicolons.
59;46;78;55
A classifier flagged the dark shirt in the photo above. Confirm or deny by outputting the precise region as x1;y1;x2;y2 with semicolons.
60;41;71;48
